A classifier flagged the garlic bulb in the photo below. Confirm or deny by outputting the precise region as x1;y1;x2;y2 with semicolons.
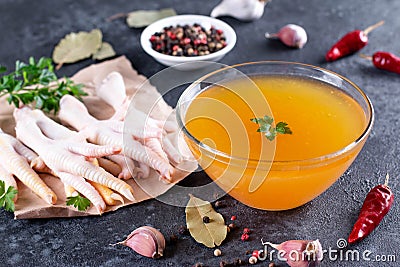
114;226;166;259
211;0;270;21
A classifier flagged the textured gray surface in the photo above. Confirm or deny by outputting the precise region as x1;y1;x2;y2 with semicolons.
0;0;399;266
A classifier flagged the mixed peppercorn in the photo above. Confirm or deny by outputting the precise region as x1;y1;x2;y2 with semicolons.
150;23;227;56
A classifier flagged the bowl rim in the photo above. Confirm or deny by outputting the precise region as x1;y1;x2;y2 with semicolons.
140;14;237;63
176;61;375;165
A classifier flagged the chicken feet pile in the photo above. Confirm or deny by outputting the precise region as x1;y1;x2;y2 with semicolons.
14;107;135;213
59;72;181;182
1;70;187;215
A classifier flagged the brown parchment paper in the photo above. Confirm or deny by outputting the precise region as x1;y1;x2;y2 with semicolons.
0;56;197;219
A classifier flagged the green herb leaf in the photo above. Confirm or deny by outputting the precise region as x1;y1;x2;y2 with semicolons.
185;194;228;248
0;180;18;212
126;8;177;28
251;115;292;141
0;57;87;114
276;121;292;135
66;195;91;211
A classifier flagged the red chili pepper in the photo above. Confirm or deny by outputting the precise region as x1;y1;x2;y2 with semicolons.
326;21;384;62
348;174;394;244
370;51;400;74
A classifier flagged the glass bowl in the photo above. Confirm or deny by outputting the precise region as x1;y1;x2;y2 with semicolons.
176;61;374;210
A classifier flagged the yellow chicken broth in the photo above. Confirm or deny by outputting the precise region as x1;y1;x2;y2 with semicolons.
184;75;367;210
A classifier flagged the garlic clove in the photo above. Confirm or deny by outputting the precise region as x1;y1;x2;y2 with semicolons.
266;24;308;49
116;226;166;259
211;0;269;21
263;239;322;267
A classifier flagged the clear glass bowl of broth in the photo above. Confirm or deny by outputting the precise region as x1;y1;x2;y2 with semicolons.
176;62;374;210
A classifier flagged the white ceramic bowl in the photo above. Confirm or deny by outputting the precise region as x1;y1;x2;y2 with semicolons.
140;15;237;70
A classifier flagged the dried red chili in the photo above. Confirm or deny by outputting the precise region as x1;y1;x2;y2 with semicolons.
325;20;384;62
361;51;400;74
348;174;394;244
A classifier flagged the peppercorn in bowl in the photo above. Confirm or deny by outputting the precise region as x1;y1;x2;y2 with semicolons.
140;15;236;70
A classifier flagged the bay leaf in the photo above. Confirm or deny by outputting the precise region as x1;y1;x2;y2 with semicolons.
92;42;116;60
52;29;103;69
185;194;227;248
126;8;177;28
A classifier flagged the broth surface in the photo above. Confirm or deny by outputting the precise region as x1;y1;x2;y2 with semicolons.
185;75;367;161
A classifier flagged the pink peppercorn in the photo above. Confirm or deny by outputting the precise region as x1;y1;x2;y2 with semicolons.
230;215;237;221
251;250;259;258
243;228;251;234
241;233;249;241
150;35;157;42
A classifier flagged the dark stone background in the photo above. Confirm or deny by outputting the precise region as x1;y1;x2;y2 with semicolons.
0;0;399;266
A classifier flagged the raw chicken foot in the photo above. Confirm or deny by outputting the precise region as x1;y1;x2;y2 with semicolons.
95;71;182;164
0;128;57;204
14;107;135;213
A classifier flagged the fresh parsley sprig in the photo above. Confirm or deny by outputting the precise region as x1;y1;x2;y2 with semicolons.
251;115;292;141
66;195;91;211
0;180;18;212
0;57;87;114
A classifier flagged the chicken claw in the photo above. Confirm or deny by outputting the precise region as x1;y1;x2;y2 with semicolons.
0;128;57;205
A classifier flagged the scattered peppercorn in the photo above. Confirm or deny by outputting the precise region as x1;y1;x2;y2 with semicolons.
169;234;178;244
243;228;251;234
214;200;227;208
250;249;264;259
194;262;204;267
203;216;210;223
230;215;237;221
251;250;260;258
220;260;228;267
258;250;265;259
268;263;275;267
245;250;252;255
150;23;227;57
233;258;244;266
241;233;249;241
178;225;189;235
228;223;236;230
214;248;222;257
249;256;258;265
